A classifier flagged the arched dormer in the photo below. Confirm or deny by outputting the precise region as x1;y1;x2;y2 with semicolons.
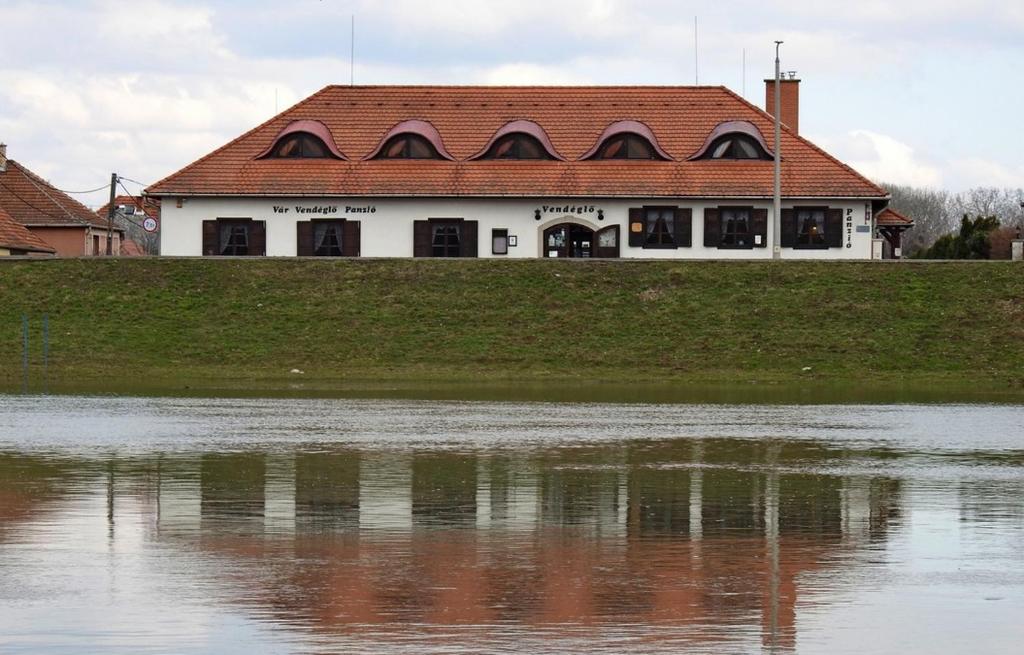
580;120;672;161
255;120;346;160
689;121;774;161
469;120;565;161
364;120;455;161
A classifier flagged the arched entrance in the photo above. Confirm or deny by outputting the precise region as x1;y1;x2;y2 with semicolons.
542;222;620;258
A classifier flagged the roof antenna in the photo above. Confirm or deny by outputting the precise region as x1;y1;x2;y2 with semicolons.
742;48;746;98
694;16;699;85
350;14;355;86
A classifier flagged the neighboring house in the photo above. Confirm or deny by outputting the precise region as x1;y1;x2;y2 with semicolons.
96;194;160;255
148;81;905;259
0;206;55;256
0;144;124;256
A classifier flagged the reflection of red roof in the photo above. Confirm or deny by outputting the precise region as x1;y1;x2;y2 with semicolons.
876;207;914;226
0;160;114;229
147;86;887;199
0;206;55;253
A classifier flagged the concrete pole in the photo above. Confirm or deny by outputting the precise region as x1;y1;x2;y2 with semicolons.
772;42;783;260
105;173;117;255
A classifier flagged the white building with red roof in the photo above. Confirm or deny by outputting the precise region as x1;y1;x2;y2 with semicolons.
147;81;903;259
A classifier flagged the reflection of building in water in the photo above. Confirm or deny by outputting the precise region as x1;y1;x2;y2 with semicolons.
134;440;907;652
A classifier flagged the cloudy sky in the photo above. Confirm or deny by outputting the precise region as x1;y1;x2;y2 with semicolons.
1;0;1022;207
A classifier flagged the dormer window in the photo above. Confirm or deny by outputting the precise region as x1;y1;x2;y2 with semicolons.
595;133;658;159
255;120;346;160
580;120;673;161
271;132;330;158
363;120;456;161
704;134;771;160
378;133;443;159
481;133;552;160
688;121;775;161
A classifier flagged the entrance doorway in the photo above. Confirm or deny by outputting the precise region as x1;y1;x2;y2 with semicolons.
542;223;620;258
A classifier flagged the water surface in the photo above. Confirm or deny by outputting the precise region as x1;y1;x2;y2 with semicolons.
1;396;1022;653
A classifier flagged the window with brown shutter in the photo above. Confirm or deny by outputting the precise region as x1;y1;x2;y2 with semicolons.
460;220;478;258
341;221;360;257
752;209;768;248
780;209;797;248
674;208;692;247
202;220;217;255
296;221;314;256
249;220;266;256
703;208;720;247
413;220;431;257
628;207;645;247
826;208;844;248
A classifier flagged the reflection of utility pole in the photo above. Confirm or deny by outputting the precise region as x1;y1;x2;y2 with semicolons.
764;443;781;653
107;459;115;541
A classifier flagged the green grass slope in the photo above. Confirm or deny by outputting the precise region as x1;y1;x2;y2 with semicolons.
1;258;1022;395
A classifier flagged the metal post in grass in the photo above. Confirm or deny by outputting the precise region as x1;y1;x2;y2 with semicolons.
22;314;29;394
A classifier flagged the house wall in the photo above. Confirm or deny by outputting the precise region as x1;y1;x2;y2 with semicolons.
160;196;877;259
26;227;121;256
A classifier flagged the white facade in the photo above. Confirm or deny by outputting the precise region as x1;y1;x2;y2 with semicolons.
160;196;878;259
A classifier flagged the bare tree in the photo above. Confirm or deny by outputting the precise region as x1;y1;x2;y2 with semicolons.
882;183;1024;255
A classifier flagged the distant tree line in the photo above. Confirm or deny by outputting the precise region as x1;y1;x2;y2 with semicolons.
882;184;1024;259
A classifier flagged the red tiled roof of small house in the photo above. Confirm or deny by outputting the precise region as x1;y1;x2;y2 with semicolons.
0;205;56;253
0;160;117;230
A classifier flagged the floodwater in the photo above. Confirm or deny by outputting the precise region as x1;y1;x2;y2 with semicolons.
1;397;1022;654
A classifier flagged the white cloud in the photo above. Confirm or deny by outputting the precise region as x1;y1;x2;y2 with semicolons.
947;157;1024;190
814;130;944;187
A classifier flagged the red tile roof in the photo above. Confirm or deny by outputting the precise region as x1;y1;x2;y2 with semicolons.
0;206;55;253
147;86;887;199
876;207;914;226
0;160;117;230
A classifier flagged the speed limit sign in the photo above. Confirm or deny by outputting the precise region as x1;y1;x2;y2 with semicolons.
142;216;159;233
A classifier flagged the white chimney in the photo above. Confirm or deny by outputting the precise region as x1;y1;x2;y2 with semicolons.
0;143;7;172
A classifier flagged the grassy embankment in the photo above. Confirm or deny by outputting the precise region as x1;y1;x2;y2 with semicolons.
1;258;1022;398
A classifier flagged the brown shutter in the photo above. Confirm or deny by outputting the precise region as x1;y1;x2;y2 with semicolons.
413;220;431;257
202;220;218;256
826;208;844;248
674;207;692;247
752;208;768;248
249;220;266;256
342;220;361;257
595;225;620;258
461;220;478;258
703;208;720;247
296;221;313;256
628;207;645;247
780;209;796;248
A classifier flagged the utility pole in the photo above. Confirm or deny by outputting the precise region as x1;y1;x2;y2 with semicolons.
772;41;783;260
106;173;117;255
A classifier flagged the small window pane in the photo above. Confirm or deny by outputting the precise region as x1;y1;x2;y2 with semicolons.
276;136;300;157
796;209;827;246
220;222;250;255
721;208;752;247
517;137;542;159
314;222;344;256
407;136;433;158
431;222;461;257
627;136;654;159
601;136;625;159
492;228;509;255
302;136;327;158
735;138;758;159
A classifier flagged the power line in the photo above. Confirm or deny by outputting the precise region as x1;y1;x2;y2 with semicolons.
52;183;112;195
117;176;150;188
0;180;79;223
115;178;155;231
